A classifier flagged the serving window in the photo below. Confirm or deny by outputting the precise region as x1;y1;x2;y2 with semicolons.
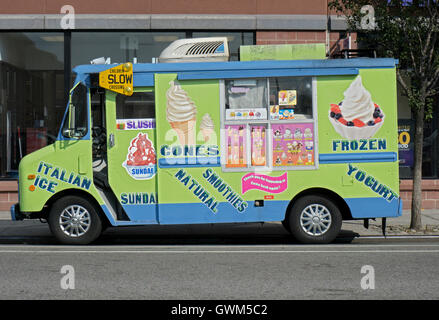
221;76;317;171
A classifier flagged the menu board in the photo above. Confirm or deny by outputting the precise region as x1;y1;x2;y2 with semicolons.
272;123;314;166
225;125;247;168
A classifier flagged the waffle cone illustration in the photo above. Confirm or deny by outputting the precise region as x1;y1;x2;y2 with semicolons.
170;117;197;145
200;113;215;142
201;128;213;142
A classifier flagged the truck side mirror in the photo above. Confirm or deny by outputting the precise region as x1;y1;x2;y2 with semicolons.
62;97;76;138
61;83;88;139
68;102;76;137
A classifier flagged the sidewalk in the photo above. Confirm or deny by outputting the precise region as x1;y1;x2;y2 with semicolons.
2;209;439;237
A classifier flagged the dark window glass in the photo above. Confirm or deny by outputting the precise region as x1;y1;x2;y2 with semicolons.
0;32;64;178
269;77;313;120
116;92;155;119
225;79;268;110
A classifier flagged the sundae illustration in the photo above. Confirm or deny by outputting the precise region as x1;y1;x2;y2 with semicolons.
329;75;384;139
304;128;313;139
200;113;215;142
283;128;292;139
123;132;157;180
166;81;197;145
294;128;302;139
274;129;282;138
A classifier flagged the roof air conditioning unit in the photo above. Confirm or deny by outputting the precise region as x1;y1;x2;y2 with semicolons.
159;37;229;63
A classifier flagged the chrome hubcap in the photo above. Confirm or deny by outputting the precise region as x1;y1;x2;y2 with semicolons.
59;205;91;237
300;204;332;236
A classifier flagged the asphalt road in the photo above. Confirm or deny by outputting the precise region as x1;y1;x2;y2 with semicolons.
1;221;439;300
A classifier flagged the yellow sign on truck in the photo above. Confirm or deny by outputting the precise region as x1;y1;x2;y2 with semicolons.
99;62;133;96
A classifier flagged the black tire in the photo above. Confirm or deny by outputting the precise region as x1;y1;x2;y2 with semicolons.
282;219;291;233
288;195;342;244
48;196;102;245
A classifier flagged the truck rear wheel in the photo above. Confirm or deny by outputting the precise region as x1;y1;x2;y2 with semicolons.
288;195;342;244
48;196;102;245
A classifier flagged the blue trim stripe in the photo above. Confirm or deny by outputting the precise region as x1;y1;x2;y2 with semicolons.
319;152;398;164
159;157;221;168
72;58;397;76
345;197;401;218
177;68;359;80
158;201;287;225
102;197;401;226
134;73;154;87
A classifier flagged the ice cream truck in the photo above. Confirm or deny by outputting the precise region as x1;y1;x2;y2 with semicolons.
11;38;402;244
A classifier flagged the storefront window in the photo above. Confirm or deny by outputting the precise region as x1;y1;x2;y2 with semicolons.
0;32;64;178
71;32;187;67
397;84;439;179
0;31;255;179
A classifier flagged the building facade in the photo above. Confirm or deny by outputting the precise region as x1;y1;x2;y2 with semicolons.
0;0;438;212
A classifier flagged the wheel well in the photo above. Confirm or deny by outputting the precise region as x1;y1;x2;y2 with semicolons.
43;189;110;227
284;188;353;222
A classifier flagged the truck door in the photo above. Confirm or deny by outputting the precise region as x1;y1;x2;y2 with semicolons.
105;88;158;223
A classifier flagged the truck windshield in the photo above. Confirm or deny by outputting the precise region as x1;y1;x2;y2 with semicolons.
62;83;88;138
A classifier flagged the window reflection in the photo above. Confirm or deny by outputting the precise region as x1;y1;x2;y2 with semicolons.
0;33;64;178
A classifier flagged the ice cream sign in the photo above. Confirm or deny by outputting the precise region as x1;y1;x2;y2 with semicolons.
329;75;387;152
99;62;133;96
123;132;157;180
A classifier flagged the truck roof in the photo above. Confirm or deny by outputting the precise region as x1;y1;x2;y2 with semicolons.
72;58;398;88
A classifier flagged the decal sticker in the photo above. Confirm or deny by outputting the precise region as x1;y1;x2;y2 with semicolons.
173;168;249;214
272;123;314;166
116;118;155;130
166;81;197;146
346;164;397;202
241;172;288;194
329;75;384;140
120;192;157;205
123;132;157;180
31;161;92;194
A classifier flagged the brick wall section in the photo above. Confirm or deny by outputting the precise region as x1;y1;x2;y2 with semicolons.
400;180;439;210
0;181;18;211
256;31;327;45
256;31;357;54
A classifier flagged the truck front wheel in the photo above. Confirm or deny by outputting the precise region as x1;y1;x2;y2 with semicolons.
48;196;102;245
288;195;342;244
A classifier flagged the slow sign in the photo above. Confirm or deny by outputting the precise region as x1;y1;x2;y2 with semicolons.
99;62;133;96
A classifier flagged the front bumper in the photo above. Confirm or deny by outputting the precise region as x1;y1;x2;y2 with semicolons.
10;203;25;221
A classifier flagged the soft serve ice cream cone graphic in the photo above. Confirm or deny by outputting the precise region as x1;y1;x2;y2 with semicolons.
329;75;384;140
166;81;197;145
200;113;214;142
